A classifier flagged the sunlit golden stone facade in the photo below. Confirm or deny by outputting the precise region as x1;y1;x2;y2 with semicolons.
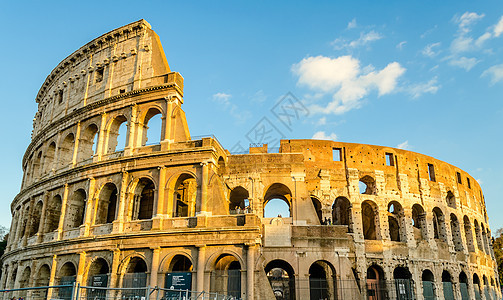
1;20;500;300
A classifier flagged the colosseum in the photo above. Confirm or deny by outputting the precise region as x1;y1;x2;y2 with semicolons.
1;19;500;300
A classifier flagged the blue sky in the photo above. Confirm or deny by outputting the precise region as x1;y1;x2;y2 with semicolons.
1;1;502;233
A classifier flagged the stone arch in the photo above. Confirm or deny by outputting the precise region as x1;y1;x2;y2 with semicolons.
168;254;193;272
59;133;75;168
393;266;413;299
473;273;482;299
105;114;128;153
28;200;43;237
446;191;456;208
78;123;99;162
264;259;296;300
64;189;87;230
450;213;463;251
474;219;483;251
422;269;436;300
45;194;62;233
44;141;57;174
35;264;51;287
459;271;469;299
263;183;292;218
86;257;110;285
132;177;156;220
229;186;249;214
412;203;427;241
96;182;118;224
332;196;351;228
442;270;455;299
33;151;43;179
463;216;475;252
217;156;226;175
388;201;406;242
361;200;380;240
140;106;163;146
311;196;323;224
481;223;490;254
367;264;386;299
432;207;448;243
171;173;197;218
309;260;337;300
18;266;31;288
209;253;242;298
359;175;376;195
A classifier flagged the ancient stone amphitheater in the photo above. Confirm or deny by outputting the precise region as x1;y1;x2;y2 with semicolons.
1;19;500;300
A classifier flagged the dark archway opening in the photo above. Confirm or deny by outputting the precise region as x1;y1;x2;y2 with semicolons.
265;260;296;300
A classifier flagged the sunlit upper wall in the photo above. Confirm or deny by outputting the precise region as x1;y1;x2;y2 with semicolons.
31;19;176;137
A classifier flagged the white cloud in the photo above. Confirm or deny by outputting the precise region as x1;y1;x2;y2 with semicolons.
422;42;441;57
312;131;337;141
396;41;407;50
332;30;383;50
316;117;327;126
494;16;503;37
347;18;357;29
292;55;405;115
250;90;267;103
448;56;479;71
396;140;411;150
212;92;232;105
482;64;503;84
405;77;440;98
453;12;485;33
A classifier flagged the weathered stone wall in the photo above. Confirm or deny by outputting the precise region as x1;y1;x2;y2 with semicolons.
2;20;500;300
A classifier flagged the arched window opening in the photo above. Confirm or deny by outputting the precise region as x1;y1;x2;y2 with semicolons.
463;216;475;252
106;115;128;153
59;133;75;168
446;191;456;208
211;254;241;298
483;275;491;300
332;197;351;229
229;186;249;214
359;176;376;195
265;260;296;300
35;264;51;288
481;224;490;254
33;151;43;179
412;204;427;241
442;271;454;300
473;274;482;300
388;201;406;242
309;261;336;300
459;271;469;300
86;258;110;300
45;195;62;233
9;268;17;290
450;214;463;251
367;265;386;299
474;220;483;251
96;183;118;224
58;262;77;299
44;142;56;174
78;124;99;162
173;174;197;218
393;267;413;300
28;201;43;237
311;197;323;224
64;189;87;230
422;270;435;300
123;257;148;297
19;267;30;289
165;255;193;294
142;108;162;146
217;157;226;175
362;201;379;240
432;207;447;243
134;178;155;220
263;183;292;218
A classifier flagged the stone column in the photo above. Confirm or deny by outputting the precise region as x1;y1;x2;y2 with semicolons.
57;183;69;240
72;121;81;166
124;105;138;156
114;171;129;233
199;162;208;213
110;249;122;288
46;255;58;299
196;245;206;293
95;112;107;160
152;167;166;230
150;247;161;287
36;192;49;243
246;244;256;300
83;177;96;236
76;251;87;285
